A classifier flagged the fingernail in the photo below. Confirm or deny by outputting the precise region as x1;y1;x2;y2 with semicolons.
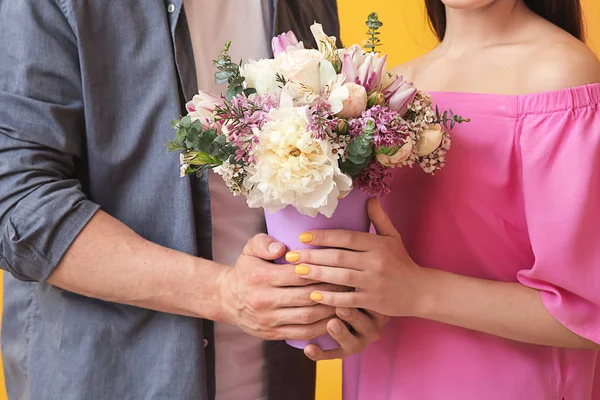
285;251;299;263
305;348;316;357
299;232;314;244
295;265;310;275
337;308;351;317
330;321;343;334
269;242;284;254
310;291;323;302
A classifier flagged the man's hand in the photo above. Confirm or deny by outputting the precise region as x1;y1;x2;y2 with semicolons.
218;234;342;341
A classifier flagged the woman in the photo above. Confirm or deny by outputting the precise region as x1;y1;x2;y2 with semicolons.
287;0;600;398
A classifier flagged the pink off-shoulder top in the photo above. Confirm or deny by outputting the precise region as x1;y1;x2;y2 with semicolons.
343;83;600;400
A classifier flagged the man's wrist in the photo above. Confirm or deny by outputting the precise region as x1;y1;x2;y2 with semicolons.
181;257;232;322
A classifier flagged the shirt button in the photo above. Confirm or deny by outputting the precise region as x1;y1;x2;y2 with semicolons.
203;339;209;348
167;4;176;13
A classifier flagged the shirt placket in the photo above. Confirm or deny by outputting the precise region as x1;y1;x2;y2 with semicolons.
166;2;216;399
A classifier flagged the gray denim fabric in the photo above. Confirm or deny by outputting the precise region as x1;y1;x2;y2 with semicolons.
0;0;340;399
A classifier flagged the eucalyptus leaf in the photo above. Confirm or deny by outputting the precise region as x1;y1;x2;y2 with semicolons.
226;86;244;101
179;115;192;129
215;70;234;81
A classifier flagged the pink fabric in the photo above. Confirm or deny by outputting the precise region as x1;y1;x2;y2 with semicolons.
343;84;600;399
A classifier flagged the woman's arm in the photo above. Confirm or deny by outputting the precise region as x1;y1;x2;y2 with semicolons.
417;267;600;349
289;198;600;350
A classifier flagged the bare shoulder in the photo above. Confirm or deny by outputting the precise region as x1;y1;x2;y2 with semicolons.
389;52;432;83
520;31;600;93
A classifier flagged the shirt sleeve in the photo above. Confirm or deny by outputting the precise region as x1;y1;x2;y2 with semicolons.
516;101;600;345
0;0;99;282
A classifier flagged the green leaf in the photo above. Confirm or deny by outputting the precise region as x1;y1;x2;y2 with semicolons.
376;146;400;156
189;152;222;166
171;118;181;129
243;88;257;97
179;115;192;128
340;157;372;177
230;75;245;86
175;127;187;143
348;153;367;165
226;86;244;101
208;134;227;156
215;70;234;81
190;119;205;131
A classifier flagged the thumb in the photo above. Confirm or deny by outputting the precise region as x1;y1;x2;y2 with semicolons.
367;197;398;237
243;233;287;261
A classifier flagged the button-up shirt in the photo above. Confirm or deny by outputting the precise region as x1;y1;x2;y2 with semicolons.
0;1;341;399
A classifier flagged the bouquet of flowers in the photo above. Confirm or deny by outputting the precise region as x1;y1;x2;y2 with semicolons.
169;13;467;350
169;13;467;217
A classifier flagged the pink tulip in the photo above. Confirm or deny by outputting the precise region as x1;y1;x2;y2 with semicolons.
271;31;302;56
185;90;224;128
341;45;387;92
384;76;416;116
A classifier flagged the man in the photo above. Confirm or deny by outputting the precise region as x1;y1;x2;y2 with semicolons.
0;1;344;399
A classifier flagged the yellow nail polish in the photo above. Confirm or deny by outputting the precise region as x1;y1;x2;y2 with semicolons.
299;232;314;244
285;251;300;263
310;292;323;302
295;265;310;275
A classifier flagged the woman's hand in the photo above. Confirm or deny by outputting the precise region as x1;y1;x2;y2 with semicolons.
289;201;600;350
304;308;389;361
287;197;427;317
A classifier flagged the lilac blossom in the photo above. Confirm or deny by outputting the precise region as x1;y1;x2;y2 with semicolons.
354;161;392;196
351;105;409;148
306;99;338;140
215;93;279;163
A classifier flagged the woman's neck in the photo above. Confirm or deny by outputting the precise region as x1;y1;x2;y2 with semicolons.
439;0;532;55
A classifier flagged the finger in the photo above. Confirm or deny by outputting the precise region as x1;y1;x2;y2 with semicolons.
367;198;399;238
309;290;366;308
335;308;380;343
286;248;364;270
272;304;335;326
275;318;331;341
295;264;364;288
267;264;319;287
274;284;349;307
244;234;287;261
299;229;376;251
327;318;363;353
304;344;348;361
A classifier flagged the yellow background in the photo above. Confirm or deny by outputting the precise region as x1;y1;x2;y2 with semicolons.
0;1;598;399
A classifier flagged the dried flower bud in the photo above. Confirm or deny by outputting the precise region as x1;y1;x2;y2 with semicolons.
335;119;350;135
367;91;386;108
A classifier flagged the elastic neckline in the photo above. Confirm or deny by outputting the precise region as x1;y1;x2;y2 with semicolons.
429;83;600;117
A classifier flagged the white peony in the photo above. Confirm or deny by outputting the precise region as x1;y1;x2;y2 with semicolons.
240;58;282;96
276;49;324;92
246;107;352;217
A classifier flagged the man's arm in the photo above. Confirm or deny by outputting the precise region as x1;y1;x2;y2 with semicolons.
47;210;227;320
0;0;334;340
0;0;224;319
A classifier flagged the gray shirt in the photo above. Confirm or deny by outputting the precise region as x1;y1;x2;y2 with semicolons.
0;1;340;399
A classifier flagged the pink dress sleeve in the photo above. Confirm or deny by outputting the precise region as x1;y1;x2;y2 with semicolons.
516;92;600;344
